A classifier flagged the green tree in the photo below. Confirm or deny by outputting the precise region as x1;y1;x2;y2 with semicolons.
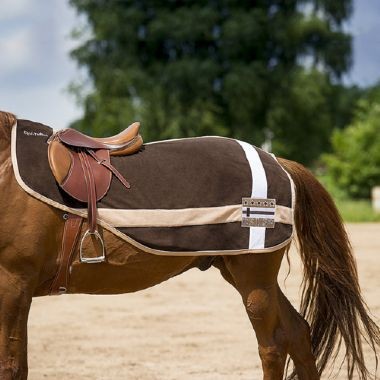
323;95;380;199
69;0;353;165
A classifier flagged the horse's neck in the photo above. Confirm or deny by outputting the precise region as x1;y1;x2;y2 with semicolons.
0;149;17;220
0;135;11;169
0;117;12;158
0;112;16;157
0;111;16;139
0;141;25;222
0;142;11;173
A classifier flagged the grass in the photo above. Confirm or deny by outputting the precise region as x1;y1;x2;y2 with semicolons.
317;174;380;223
334;199;380;223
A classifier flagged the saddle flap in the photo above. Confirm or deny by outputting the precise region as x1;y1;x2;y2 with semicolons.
48;141;112;203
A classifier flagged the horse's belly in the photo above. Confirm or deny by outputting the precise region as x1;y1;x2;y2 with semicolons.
68;238;198;294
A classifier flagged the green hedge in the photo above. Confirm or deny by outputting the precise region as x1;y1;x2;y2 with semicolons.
317;174;380;222
323;100;380;199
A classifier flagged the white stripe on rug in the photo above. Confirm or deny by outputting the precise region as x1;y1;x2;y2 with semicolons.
235;140;268;249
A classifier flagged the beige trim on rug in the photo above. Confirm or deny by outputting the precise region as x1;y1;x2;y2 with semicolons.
98;205;241;227
11;123;294;256
83;204;293;228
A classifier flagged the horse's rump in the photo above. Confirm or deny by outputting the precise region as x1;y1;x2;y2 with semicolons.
11;119;294;256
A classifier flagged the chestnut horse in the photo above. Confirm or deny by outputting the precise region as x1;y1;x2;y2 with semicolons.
0;111;379;380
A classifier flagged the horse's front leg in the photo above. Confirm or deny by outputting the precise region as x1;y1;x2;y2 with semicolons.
0;269;32;380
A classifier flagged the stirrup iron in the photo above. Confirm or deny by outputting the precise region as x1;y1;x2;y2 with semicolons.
80;229;106;263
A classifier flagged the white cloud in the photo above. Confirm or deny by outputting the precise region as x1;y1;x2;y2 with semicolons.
0;28;34;74
0;0;31;20
0;1;83;129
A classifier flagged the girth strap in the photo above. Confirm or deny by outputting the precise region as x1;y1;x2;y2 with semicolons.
50;214;83;295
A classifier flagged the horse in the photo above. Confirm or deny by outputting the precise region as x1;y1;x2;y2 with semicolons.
0;110;379;380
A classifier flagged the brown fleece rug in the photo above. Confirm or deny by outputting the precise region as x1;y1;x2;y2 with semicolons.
11;119;294;255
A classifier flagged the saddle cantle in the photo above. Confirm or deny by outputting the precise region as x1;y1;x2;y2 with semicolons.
48;123;143;264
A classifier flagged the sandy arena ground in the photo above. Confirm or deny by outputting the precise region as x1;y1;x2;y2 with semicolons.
28;224;379;380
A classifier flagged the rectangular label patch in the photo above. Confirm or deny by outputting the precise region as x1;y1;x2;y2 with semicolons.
241;198;276;228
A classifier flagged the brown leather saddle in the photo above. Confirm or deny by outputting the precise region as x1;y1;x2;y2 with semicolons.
48;123;143;264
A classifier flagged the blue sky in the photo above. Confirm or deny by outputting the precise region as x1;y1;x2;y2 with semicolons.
0;0;380;129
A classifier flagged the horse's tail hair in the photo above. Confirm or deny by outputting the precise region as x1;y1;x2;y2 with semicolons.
278;157;380;379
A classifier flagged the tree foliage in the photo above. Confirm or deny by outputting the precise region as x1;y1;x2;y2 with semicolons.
323;90;380;199
69;0;353;165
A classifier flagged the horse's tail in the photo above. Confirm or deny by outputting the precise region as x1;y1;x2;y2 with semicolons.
278;158;380;379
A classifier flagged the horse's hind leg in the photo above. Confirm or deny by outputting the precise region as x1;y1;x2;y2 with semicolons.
277;288;319;379
221;249;319;380
223;251;288;380
0;269;32;380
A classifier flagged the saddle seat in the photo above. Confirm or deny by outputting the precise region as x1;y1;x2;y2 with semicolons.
48;122;142;187
92;122;142;155
56;122;143;156
47;122;143;263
